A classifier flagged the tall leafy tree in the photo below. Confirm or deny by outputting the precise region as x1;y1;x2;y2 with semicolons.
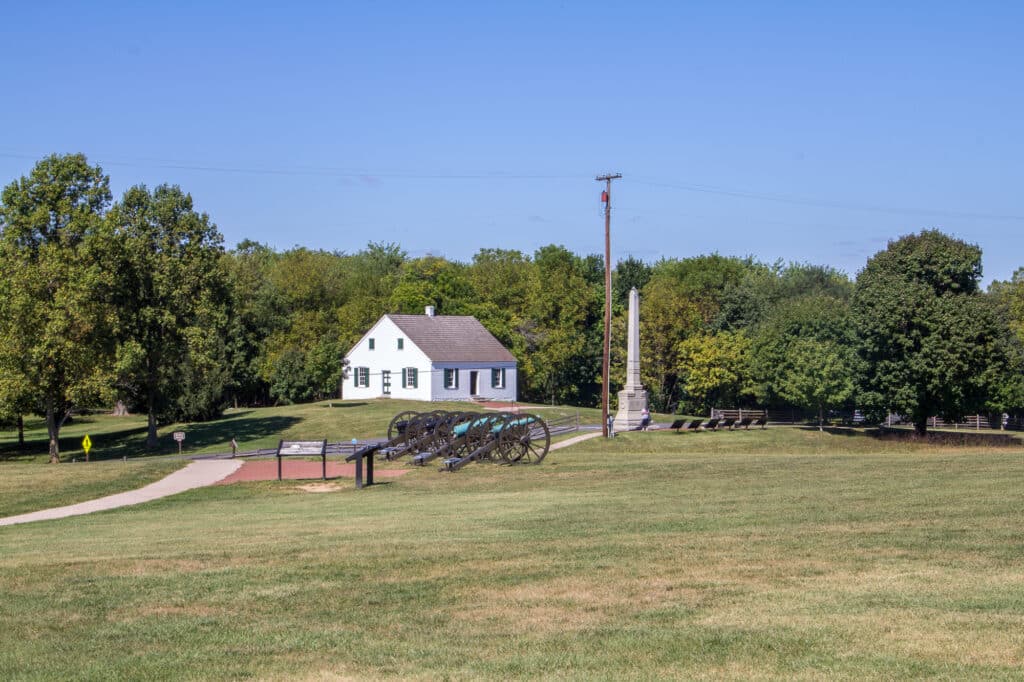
639;276;703;411
108;184;229;448
776;338;857;431
0;154;115;462
676;331;754;414
224;241;286;406
853;230;1004;434
749;294;857;408
521;245;602;405
612;256;652;309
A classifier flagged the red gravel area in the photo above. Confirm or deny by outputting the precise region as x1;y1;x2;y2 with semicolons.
218;460;410;484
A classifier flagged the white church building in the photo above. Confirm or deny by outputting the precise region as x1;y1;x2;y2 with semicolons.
344;307;518;402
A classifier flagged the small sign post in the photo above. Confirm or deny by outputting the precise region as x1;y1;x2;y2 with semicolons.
82;434;92;462
173;431;185;454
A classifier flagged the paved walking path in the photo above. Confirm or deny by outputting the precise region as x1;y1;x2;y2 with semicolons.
0;460;242;527
550;431;604;450
0;431;608;528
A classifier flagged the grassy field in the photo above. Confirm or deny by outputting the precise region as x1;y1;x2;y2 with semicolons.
0;459;184;518
0;399;601;463
2;418;1024;680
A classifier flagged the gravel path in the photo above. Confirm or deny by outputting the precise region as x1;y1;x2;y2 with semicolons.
0;460;242;527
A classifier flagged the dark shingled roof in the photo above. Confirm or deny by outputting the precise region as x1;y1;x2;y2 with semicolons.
386;314;516;362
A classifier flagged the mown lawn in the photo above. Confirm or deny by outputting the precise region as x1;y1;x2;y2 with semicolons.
2;426;1023;679
0;399;600;463
0;459;183;518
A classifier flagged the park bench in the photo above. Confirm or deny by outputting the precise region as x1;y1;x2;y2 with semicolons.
276;439;328;480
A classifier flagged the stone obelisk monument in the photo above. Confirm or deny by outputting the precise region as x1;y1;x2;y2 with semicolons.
613;287;648;431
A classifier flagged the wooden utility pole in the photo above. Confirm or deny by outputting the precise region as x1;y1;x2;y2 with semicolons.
596;173;621;437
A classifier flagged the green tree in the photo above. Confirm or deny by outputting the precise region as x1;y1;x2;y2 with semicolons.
653;254;750;326
776;338;857;431
521;245;602;405
639;276;703;411
749;294;857;408
108;184;230;447
389;256;476;314
676;331;754;414
853;230;1004;435
224;241;286;406
0;154;115;462
612;256;652;309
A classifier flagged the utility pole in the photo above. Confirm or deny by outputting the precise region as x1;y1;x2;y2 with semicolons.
596;173;621;437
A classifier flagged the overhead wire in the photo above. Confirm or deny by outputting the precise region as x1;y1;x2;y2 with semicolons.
3;150;1020;223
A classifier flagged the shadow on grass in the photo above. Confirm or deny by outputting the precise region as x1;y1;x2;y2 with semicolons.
318;402;368;409
866;426;1020;448
1;415;303;462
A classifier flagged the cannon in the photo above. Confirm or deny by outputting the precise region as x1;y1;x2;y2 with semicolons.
378;410;452;460
440;413;550;471
379;409;551;471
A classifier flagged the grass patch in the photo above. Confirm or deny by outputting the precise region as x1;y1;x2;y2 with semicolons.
2;425;1024;678
0;459;184;518
0;399;596;463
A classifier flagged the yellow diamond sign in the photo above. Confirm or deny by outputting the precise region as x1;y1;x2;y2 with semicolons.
82;434;92;456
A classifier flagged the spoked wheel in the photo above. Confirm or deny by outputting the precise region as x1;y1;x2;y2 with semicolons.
403;412;433;448
460;413;503;460
433;411;469;450
498;413;550;464
388;411;420;442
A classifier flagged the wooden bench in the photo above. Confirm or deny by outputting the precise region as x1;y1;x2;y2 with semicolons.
276;439;328;480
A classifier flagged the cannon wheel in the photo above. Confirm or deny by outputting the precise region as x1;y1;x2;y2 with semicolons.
388;410;420;441
498;413;550;464
408;410;448;448
433;411;472;450
462;413;505;459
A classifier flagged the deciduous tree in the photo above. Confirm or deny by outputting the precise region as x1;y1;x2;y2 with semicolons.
853;230;1003;435
108;184;229;447
0;154;115;462
776;338;857;431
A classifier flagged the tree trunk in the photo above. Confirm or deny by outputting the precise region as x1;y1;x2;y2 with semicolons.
46;405;60;464
914;416;928;436
146;408;159;449
17;415;24;447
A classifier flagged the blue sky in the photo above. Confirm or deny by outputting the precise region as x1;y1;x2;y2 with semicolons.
2;2;1022;283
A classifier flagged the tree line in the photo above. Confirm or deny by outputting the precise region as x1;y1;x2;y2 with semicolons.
3;154;1024;460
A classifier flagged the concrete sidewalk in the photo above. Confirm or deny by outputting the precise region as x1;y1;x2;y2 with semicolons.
0;460;242;527
550;431;604;450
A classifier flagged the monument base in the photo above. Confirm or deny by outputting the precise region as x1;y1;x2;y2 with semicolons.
613;388;649;432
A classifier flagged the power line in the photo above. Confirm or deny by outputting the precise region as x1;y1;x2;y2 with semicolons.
631;176;1024;223
4;149;1019;223
0;152;584;181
